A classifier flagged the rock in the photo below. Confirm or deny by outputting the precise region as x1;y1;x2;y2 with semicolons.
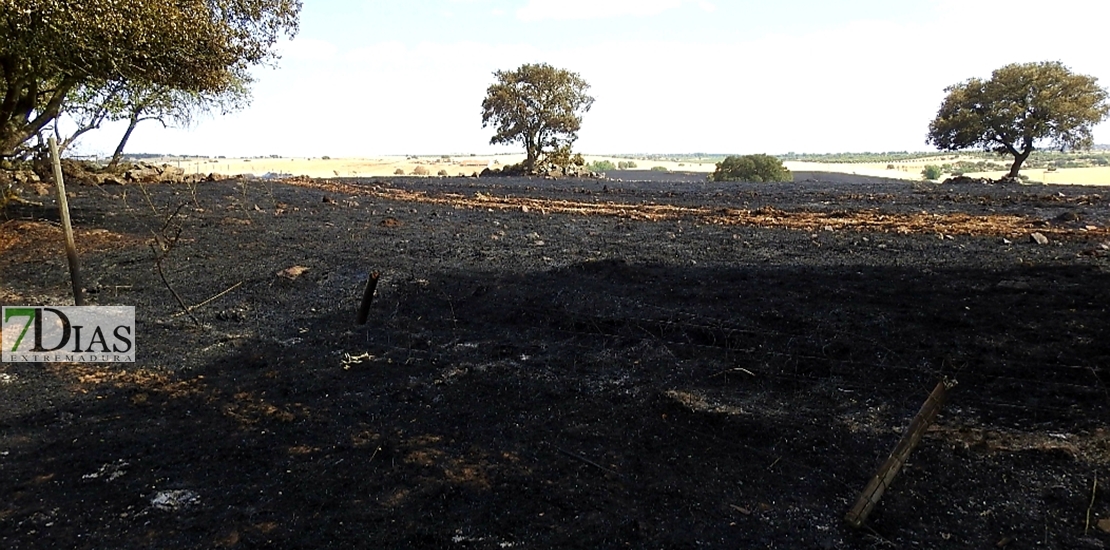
149;164;187;183
150;489;200;511
1099;517;1110;533
277;266;310;280
942;175;990;185
93;173;127;185
125;164;161;183
12;170;39;184
1030;232;1049;245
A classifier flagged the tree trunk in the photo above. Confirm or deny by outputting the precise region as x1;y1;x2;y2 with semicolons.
1008;149;1031;178
524;138;537;173
107;114;142;170
0;78;77;158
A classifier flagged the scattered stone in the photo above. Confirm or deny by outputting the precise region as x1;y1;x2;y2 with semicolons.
1030;232;1049;245
82;460;129;482
151;489;200;511
1002;238;1012;245
322;196;337;204
942;175;991;185
277;266;310;280
381;217;402;228
13;170;40;184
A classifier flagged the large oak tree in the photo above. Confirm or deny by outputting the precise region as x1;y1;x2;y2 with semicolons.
927;61;1109;178
0;0;300;158
481;63;594;173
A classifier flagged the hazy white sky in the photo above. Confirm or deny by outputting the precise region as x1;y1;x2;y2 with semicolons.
71;0;1110;157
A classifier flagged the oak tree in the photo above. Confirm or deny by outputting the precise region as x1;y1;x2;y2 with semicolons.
105;79;250;168
0;0;300;158
709;154;792;182
927;61;1109;178
481;63;594;173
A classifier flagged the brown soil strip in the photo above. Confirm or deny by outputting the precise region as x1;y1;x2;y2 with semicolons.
0;220;141;262
287;178;1109;239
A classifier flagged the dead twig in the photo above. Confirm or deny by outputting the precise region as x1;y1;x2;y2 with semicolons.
170;281;243;318
710;367;756;378
553;445;621;477
150;202;202;327
1086;475;1098;535
136;182;158;215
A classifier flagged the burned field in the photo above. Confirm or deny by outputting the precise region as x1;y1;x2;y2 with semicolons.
2;173;1110;548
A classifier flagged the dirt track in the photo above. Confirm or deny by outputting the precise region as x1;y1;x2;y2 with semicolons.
2;173;1110;548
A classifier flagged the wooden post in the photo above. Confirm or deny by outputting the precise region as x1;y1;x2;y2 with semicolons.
356;271;380;325
48;137;84;306
845;378;955;528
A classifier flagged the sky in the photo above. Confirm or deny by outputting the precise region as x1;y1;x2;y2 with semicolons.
70;0;1110;158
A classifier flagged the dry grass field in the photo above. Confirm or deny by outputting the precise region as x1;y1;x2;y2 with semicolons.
149;154;1110;186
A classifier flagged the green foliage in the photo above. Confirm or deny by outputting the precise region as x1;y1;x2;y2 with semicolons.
394;168;405;175
571;153;585;166
544;144;574;168
650;166;669;172
777;151;951;163
617;160;637;169
437;169;449;177
927;61;1110;177
709;154;792;182
412;166;430;176
921;165;943;180
0;0;301;157
587;160;616;172
481;63;595;173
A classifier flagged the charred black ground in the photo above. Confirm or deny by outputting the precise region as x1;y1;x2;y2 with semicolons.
2;173;1110;548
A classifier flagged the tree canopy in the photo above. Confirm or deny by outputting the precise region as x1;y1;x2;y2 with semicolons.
481;63;594;173
709;154;792;182
927;61;1109;178
0;0;300;158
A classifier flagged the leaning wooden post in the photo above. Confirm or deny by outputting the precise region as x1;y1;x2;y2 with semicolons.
356;271;380;325
48;136;84;306
845;378;956;528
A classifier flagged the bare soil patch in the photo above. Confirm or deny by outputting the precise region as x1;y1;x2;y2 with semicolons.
1;173;1109;548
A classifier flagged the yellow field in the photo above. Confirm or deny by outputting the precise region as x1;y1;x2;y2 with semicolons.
155;155;1110;186
961;167;1110;186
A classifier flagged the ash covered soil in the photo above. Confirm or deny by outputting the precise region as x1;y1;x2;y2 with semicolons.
2;173;1110;548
